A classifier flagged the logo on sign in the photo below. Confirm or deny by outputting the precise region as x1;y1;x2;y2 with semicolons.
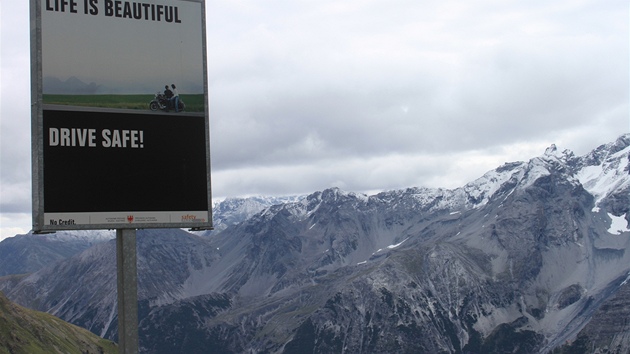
181;214;197;221
127;215;134;223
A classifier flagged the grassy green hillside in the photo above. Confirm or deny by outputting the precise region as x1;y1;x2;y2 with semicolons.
0;292;117;354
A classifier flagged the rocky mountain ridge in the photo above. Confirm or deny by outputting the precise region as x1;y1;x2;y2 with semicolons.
0;196;297;277
0;134;628;353
0;230;114;277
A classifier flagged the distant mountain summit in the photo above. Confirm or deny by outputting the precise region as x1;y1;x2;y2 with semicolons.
0;230;114;276
573;134;630;213
43;76;105;94
1;134;628;353
209;195;306;233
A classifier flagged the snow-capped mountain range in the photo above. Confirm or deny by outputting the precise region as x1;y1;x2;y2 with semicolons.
0;134;628;353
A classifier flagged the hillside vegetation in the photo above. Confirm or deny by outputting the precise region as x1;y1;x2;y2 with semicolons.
0;291;116;354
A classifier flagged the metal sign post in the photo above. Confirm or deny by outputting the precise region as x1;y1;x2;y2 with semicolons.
116;229;139;354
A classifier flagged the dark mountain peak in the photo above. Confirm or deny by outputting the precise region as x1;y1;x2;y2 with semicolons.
580;133;630;168
544;143;558;155
307;187;366;204
539;142;576;165
607;133;630;155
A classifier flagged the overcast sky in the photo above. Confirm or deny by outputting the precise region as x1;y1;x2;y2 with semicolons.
1;0;628;240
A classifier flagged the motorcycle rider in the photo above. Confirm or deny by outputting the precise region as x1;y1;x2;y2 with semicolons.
164;85;174;110
170;84;180;112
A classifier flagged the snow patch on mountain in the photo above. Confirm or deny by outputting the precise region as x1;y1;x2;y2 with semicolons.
608;213;629;235
373;237;409;255
577;142;630;208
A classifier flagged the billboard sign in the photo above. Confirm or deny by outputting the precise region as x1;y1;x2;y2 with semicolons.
31;0;212;231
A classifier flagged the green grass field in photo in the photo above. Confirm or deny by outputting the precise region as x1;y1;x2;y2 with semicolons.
43;94;205;112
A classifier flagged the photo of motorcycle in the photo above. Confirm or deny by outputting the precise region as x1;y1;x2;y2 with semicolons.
149;92;186;112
